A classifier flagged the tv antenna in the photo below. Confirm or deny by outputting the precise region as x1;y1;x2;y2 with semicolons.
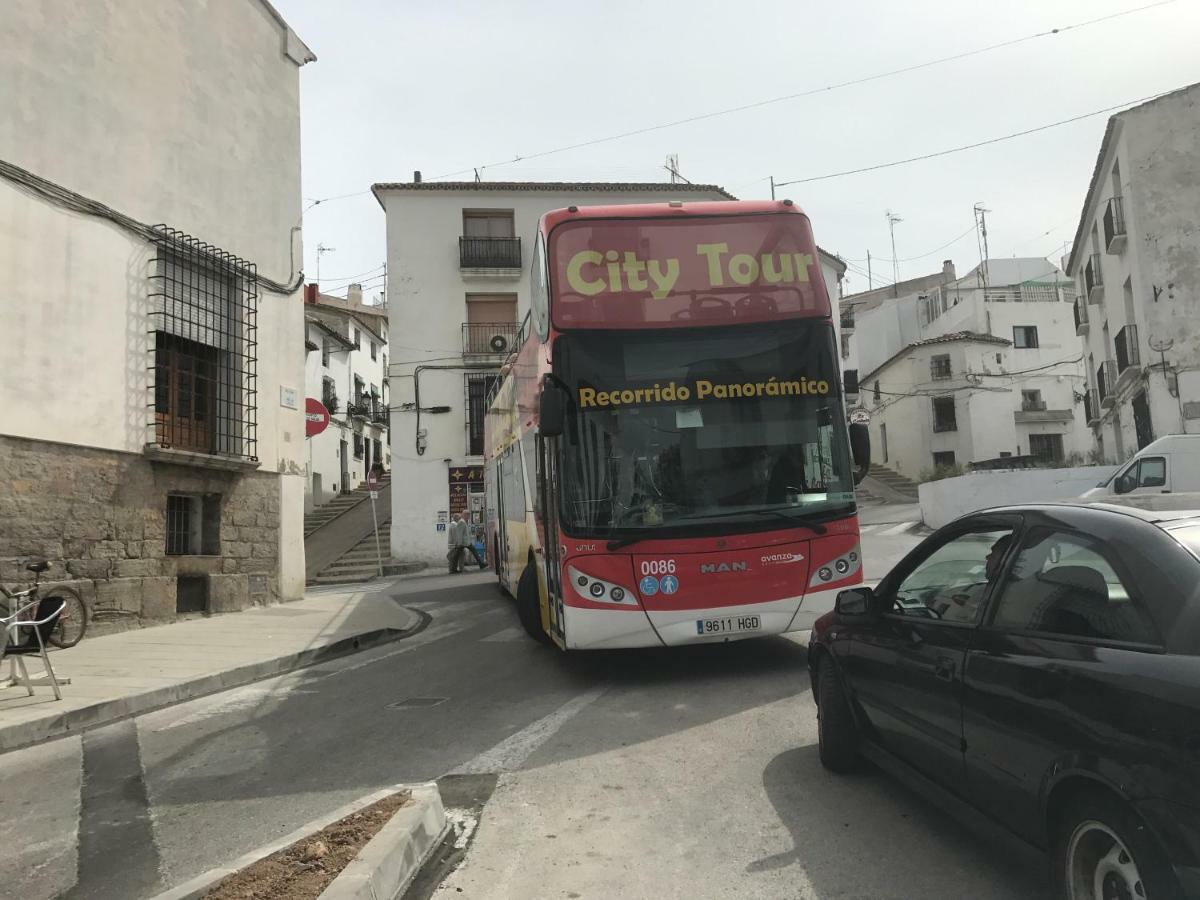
315;243;336;283
1149;335;1175;395
885;210;902;285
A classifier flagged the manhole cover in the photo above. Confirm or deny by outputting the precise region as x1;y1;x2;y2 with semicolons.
387;697;448;709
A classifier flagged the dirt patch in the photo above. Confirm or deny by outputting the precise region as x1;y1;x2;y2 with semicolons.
204;790;412;900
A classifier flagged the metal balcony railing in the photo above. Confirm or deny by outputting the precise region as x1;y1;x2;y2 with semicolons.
1073;297;1089;335
1098;360;1118;406
1085;253;1104;302
1022;399;1048;412
1103;196;1127;253
462;321;522;356
459;236;522;269
840;309;855;330
1116;324;1140;374
322;391;339;414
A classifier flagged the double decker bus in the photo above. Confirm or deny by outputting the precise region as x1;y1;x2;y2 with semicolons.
484;199;869;649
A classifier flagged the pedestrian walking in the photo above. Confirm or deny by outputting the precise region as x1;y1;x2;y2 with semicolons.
447;515;466;573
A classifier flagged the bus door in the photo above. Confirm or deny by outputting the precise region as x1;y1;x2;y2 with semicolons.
538;434;565;642
495;451;512;589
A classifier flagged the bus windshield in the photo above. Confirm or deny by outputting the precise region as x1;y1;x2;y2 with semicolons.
556;320;855;538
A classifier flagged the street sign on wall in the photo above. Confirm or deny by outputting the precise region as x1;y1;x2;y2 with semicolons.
305;398;330;437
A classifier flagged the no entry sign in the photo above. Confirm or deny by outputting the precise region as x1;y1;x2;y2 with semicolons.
305;398;330;437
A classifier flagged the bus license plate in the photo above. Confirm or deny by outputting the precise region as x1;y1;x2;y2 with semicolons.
696;615;761;636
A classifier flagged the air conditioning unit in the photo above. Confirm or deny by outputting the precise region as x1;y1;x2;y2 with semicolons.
488;333;509;353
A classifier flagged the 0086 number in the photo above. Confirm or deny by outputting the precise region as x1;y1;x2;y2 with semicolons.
640;559;676;576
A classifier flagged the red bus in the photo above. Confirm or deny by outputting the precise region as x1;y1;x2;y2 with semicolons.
484;199;869;649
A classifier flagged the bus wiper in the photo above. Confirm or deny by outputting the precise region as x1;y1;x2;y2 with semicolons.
676;508;828;534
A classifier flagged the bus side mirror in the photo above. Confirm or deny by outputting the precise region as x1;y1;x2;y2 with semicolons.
540;382;566;437
849;423;870;485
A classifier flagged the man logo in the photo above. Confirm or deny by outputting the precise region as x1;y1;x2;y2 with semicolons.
700;561;748;574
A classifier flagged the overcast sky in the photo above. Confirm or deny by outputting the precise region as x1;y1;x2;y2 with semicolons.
277;0;1199;300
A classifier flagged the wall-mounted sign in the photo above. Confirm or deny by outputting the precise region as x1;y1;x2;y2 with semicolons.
280;386;299;409
305;398;330;437
849;408;871;426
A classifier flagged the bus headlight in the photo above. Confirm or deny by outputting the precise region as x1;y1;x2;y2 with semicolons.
569;566;635;605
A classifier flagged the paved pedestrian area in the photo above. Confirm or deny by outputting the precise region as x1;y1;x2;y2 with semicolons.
0;585;422;752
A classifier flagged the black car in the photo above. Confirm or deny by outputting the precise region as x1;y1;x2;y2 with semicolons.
809;503;1200;899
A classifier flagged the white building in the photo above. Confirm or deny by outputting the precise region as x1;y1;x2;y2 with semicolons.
0;0;313;622
854;259;1090;478
1065;82;1200;461
303;285;391;509
373;180;846;566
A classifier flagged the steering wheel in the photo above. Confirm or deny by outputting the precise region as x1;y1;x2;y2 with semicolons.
735;294;779;317
670;296;734;321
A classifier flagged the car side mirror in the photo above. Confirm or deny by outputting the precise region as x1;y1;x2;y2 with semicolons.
835;586;875;616
540;381;566;437
848;423;870;485
1114;471;1135;495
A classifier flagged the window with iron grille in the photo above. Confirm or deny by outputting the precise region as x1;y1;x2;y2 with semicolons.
165;493;221;556
149;227;257;460
930;354;952;380
354;328;361;350
322;376;338;414
932;396;957;432
353;433;364;459
466;373;501;456
370;341;377;361
932;451;956;468
1029;433;1064;462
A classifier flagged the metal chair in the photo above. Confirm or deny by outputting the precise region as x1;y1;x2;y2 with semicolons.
1;592;66;701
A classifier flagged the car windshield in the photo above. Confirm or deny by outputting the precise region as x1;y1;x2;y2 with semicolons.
555;320;854;538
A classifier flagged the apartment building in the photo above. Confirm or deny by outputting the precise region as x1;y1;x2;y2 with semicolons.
303;284;391;510
0;0;313;622
1065;83;1200;462
372;180;846;565
855;258;1090;477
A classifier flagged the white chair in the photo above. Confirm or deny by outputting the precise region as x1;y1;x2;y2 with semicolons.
0;595;66;701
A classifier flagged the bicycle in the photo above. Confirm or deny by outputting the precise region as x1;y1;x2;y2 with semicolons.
0;561;88;649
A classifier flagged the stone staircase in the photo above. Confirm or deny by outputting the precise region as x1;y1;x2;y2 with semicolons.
867;464;920;499
311;520;393;585
303;476;390;538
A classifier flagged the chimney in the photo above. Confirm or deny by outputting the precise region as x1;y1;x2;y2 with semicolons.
942;259;955;279
347;283;363;305
304;283;318;304
413;170;422;184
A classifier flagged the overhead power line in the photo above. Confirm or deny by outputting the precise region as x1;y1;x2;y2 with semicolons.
775;92;1168;187
430;0;1177;181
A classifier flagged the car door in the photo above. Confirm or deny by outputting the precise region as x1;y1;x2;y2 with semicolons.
845;516;1019;797
962;523;1167;840
1113;455;1169;496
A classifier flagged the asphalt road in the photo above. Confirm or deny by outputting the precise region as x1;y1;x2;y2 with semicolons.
1;512;1049;900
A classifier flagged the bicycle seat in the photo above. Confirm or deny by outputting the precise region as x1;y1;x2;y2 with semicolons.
25;561;49;574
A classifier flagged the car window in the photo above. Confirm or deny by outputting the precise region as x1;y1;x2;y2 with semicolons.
891;528;1013;624
1138;456;1166;488
989;528;1160;645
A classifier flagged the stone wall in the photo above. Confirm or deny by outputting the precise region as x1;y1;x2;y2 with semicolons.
0;435;283;632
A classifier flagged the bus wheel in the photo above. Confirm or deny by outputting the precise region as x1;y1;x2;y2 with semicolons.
516;564;552;645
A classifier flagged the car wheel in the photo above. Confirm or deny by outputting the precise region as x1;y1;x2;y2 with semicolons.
1054;792;1181;900
816;654;861;773
516;564;552;645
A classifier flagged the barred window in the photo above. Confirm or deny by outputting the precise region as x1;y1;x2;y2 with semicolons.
466;373;501;456
149;227;258;460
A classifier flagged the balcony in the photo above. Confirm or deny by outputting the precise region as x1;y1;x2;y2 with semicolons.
463;321;522;357
1085;389;1099;426
840;308;855;330
347;401;370;419
1115;324;1141;390
1103;196;1127;254
1073;297;1089;336
1085;253;1104;304
459;236;522;270
322;392;339;415
1014;405;1074;425
1098;360;1118;408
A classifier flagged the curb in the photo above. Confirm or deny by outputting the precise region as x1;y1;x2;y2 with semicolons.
320;782;447;900
149;782;445;900
0;609;430;754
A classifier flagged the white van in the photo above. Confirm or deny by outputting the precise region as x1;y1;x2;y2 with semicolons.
1081;434;1200;499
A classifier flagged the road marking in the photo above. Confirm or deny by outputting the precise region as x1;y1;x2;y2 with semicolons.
879;521;920;535
858;523;880;533
480;627;524;642
450;686;606;775
150;683;319;732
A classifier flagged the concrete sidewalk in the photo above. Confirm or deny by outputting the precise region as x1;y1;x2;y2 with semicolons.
0;587;424;753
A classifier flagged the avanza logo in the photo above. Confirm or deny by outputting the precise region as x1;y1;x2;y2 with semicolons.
700;561;748;574
761;552;805;566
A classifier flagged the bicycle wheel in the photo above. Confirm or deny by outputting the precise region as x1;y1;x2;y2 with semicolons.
48;588;87;649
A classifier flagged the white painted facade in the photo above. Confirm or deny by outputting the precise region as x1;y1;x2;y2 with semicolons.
374;182;846;565
858;259;1091;479
1065;83;1200;462
302;293;391;509
0;0;313;601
